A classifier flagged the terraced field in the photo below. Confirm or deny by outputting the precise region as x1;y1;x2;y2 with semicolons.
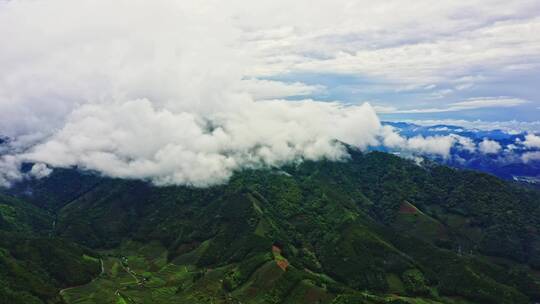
60;240;344;304
60;241;198;304
56;206;540;304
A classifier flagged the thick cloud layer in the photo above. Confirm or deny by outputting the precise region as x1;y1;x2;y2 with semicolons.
0;0;383;186
20;99;380;186
0;1;538;187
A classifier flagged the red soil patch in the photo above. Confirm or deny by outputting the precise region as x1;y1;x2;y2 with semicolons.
272;244;288;271
399;202;419;214
276;259;289;271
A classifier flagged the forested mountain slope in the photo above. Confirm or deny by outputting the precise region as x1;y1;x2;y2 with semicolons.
0;193;101;304
2;150;540;304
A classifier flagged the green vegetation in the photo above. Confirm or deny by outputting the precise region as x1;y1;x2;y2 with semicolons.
0;194;101;304
2;149;540;303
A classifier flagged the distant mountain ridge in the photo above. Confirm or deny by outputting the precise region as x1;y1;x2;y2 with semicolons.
380;121;540;185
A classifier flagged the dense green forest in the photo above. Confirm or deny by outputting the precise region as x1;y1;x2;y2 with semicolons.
0;193;100;304
1;150;540;303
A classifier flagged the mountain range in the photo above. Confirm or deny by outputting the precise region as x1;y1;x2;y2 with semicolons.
379;122;540;186
1;149;540;304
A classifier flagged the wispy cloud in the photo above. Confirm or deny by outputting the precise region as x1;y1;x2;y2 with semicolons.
392;119;540;133
375;97;528;114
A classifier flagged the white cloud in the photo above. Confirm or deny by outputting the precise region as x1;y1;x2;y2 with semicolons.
522;133;540;149
373;105;399;114
506;144;518;151
264;12;540;86
397;119;540;133
454;136;476;153
20;99;380;186
479;138;502;154
448;97;528;110
406;136;456;158
522;151;540;163
239;79;324;100
377;97;528;114
0;0;538;186
0;0;386;186
29;163;52;179
380;126;464;158
0;155;22;187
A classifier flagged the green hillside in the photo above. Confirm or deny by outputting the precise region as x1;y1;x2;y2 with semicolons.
0;193;101;304
2;150;540;303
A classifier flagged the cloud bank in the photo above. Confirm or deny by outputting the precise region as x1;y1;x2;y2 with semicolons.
19;99;380;186
0;0;538;187
0;0;384;187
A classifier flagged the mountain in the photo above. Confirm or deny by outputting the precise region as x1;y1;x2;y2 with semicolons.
2;150;540;304
383;122;520;142
381;122;540;186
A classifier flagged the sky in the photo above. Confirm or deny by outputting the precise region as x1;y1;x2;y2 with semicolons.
0;0;539;186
